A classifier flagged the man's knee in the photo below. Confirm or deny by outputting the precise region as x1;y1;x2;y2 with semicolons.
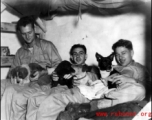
134;85;145;100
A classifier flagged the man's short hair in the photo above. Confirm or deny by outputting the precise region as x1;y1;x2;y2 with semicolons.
16;15;35;31
112;39;133;52
70;44;87;55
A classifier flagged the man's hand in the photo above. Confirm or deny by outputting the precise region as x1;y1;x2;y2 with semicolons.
63;74;73;79
30;71;40;81
107;73;120;82
52;72;73;82
51;71;59;81
73;79;81;86
73;75;83;86
100;78;108;86
112;75;136;86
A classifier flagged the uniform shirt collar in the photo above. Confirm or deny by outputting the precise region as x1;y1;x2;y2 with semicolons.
126;60;135;67
23;37;41;50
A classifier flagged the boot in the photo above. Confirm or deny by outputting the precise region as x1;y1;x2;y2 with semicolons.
57;102;91;120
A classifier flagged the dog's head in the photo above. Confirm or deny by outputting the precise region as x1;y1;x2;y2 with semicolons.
52;61;75;88
10;64;30;85
55;60;75;77
95;52;115;72
28;63;45;78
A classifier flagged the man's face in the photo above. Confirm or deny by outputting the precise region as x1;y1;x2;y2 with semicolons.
19;23;35;44
115;46;133;66
71;47;87;65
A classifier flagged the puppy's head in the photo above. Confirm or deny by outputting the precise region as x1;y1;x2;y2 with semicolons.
95;52;115;72
55;60;75;77
28;63;45;78
10;64;30;85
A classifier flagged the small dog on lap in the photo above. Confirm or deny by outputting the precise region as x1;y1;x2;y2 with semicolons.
52;60;96;89
95;52;120;88
51;60;76;88
10;63;50;86
10;64;31;86
28;63;52;86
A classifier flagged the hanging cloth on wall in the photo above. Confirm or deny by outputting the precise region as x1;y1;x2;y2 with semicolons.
2;0;145;18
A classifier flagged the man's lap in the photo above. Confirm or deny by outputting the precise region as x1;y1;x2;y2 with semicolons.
37;87;89;120
1;82;49;120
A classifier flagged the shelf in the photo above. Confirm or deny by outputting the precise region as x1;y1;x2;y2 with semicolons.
1;55;15;67
1;22;42;34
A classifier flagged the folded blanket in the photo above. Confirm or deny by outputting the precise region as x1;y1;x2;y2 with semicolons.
77;80;109;100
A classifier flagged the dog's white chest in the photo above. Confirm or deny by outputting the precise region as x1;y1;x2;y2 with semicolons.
100;70;111;78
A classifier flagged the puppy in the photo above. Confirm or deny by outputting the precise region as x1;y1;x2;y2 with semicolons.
28;63;45;78
10;63;47;86
10;64;30;85
52;60;75;88
95;52;119;88
28;63;53;86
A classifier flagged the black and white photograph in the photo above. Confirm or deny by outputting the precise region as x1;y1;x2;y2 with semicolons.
1;0;151;120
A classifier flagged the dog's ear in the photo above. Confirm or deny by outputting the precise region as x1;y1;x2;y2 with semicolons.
95;52;103;61
70;55;75;64
11;67;17;78
18;67;28;79
109;52;115;61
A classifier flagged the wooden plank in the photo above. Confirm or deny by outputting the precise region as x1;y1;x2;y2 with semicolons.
1;22;16;33
1;22;42;34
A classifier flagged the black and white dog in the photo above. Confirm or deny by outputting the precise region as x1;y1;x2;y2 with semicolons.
95;52;119;88
52;60;93;88
10;64;31;85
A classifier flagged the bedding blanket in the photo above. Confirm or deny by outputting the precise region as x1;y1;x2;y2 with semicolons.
36;83;145;120
77;80;109;100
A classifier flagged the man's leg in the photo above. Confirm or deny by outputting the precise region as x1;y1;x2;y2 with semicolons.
37;87;89;120
1;85;16;120
1;79;12;99
26;85;68;120
94;83;146;109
